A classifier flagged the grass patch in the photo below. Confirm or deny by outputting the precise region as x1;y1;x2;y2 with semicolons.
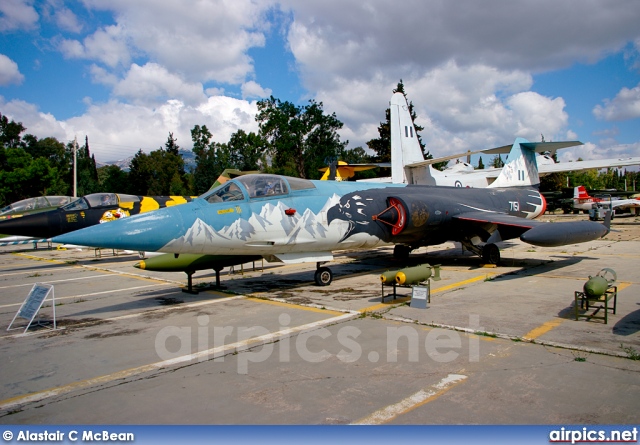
474;331;497;338
620;344;640;361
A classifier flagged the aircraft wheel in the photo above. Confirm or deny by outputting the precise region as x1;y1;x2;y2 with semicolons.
482;243;500;265
393;244;412;260
314;267;333;286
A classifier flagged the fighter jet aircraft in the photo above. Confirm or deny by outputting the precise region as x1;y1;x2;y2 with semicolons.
0;192;195;239
379;92;640;186
53;138;610;286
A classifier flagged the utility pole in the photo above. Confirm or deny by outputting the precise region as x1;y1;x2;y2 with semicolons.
73;136;78;197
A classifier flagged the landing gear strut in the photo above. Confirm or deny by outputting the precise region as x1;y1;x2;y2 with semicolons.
314;263;333;286
461;240;501;265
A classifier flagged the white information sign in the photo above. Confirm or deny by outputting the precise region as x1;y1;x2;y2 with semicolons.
7;283;56;333
411;284;429;309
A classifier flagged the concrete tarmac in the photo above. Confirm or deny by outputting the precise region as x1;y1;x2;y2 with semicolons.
0;214;638;424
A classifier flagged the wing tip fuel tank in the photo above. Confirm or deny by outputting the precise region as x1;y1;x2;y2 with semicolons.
519;221;608;247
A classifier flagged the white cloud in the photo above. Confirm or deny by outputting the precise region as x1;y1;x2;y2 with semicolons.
241;81;272;99
77;0;272;83
315;61;569;157
58;24;131;68
113;63;207;107
0;54;24;86
593;84;640;121
0;0;38;32
557;141;640;163
284;0;640;87
0;95;260;162
42;0;83;33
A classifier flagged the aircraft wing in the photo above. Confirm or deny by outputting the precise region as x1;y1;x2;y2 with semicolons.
539;157;640;174
454;211;547;233
453;211;608;247
406;141;583;168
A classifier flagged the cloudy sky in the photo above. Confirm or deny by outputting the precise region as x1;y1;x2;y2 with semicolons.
1;0;639;164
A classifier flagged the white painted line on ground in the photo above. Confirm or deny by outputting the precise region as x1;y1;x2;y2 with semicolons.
0;275;108;289
352;374;468;425
0;310;358;411
0;283;174;309
0;266;79;278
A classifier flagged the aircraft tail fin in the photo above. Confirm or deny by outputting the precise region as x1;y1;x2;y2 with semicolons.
390;92;425;184
574;185;590;199
488;138;540;188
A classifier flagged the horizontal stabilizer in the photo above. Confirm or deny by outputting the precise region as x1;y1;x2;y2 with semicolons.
407;141;583;168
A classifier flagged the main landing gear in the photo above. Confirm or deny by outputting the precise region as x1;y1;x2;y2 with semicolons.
314;262;333;286
481;243;500;265
461;241;501;265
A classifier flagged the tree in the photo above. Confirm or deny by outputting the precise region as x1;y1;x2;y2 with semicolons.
191;125;233;194
490;154;504;168
477;156;485;170
227;129;266;171
98;165;129;193
0;147;64;205
256;96;346;179
127;136;191;196
0;113;26;148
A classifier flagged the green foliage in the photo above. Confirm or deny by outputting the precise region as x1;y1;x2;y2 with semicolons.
490;154;504;168
191;124;235;194
0;113;26;148
256;96;345;179
127;133;191;196
97;165;129;193
0;147;65;204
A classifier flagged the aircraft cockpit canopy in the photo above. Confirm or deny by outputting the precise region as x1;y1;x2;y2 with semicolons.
237;175;289;198
202;174;316;204
0;196;73;216
62;193;141;211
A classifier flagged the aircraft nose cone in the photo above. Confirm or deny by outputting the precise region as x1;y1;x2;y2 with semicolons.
53;205;187;252
0;212;54;238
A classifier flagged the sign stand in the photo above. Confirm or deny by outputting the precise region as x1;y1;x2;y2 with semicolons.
7;283;57;334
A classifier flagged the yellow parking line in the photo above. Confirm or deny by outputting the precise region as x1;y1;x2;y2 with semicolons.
359;275;490;313
431;274;490;293
13;253;67;264
524;281;633;340
523;319;565;341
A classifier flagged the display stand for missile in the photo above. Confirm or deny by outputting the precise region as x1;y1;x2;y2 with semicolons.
380;264;441;307
574;268;617;324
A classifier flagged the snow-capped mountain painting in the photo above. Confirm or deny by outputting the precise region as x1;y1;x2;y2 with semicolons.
161;197;344;252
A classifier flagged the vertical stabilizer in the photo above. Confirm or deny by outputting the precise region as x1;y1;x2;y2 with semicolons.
390;92;425;183
488;138;540;188
574;186;589;199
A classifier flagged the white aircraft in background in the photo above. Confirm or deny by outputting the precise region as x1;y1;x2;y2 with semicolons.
380;92;640;186
573;185;640;215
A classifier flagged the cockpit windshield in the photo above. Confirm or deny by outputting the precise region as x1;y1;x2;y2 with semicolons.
62;197;89;211
204;182;245;203
236;175;289;198
85;193;118;208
